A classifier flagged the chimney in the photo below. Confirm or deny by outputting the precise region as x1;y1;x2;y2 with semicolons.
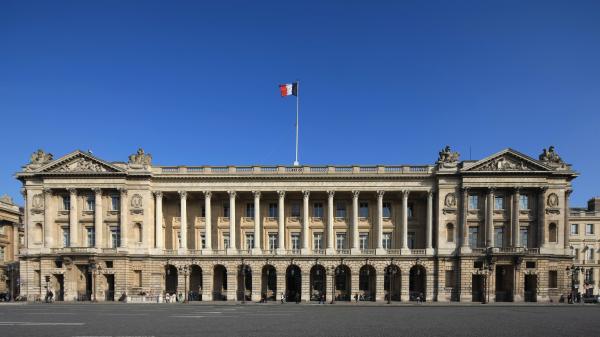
588;197;600;212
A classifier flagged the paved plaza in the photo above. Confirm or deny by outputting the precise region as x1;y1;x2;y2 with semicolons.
0;303;598;337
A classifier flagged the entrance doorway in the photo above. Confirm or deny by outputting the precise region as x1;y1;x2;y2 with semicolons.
334;265;351;301
409;265;426;301
286;265;301;302
524;274;537;302
213;265;227;301
472;275;485;302
165;265;178;295
105;274;115;301
189;265;202;301
237;265;252;301
495;265;514;302
359;265;376;301
53;274;64;301
310;265;326;301
384;265;401;301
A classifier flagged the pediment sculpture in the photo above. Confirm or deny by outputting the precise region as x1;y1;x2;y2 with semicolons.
128;148;152;166
437;146;460;168
52;157;108;173
473;155;532;171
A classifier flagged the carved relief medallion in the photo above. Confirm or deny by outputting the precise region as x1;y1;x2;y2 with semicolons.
444;193;456;207
131;194;143;208
547;193;559;207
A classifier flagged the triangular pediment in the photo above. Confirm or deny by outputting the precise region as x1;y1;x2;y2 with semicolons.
37;150;125;174
462;148;554;172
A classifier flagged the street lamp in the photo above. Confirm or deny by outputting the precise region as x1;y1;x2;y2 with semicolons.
177;265;189;303
329;265;336;304
88;260;101;302
566;264;582;302
387;261;398;304
239;259;250;304
475;247;495;304
44;275;50;302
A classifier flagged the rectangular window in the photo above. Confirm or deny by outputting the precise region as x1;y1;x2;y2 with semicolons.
63;228;70;247
586;224;594;235
519;194;529;210
548;270;558;288
86;227;95;247
111;196;120;211
407;232;416;249
585;247;594;261
86;196;95;211
571;224;579;235
382;202;392;218
336;232;347;249
223;233;230;249
34;270;41;288
291;233;300;250
382;232;392;249
359;233;369;250
469;227;478;248
313;202;323;218
408;204;414;218
223;203;230;218
445;270;454;288
201;206;205;217
245;233;254;249
246;203;254;218
520;227;529;248
468;195;479;210
359;202;369;218
494;196;504;210
111;228;120;248
200;233;206;249
291;202;301;217
0;247;4;261
313;233;323;250
335;202;346;218
495;227;504;248
62;195;70;211
268;233;278;250
268;203;278;217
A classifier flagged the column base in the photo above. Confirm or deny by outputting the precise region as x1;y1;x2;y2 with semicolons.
276;248;286;255
401;248;411;255
301;248;312;255
252;248;262;255
350;248;361;254
326;248;336;255
375;248;387;255
425;248;435;255
202;249;213;255
227;248;239;255
178;248;188;255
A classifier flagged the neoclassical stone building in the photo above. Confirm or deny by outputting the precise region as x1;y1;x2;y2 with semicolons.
0;194;23;299
568;197;600;297
16;146;577;303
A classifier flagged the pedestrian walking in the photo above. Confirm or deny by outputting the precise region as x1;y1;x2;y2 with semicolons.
295;293;300;304
280;292;285;304
354;293;358;302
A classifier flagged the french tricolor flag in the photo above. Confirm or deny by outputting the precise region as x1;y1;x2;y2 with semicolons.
279;82;298;97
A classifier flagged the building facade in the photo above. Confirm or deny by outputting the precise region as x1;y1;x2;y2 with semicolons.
568;197;600;297
0;194;23;299
16;146;577;303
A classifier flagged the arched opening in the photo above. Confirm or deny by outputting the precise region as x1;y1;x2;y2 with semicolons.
334;265;351;301
35;223;43;244
286;265;301;302
213;265;227;301
384;264;401;301
409;265;426;301
549;223;558;243
261;265;276;301
237;264;252;301
446;223;454;242
189;265;202;301
134;223;143;243
165;265;178;295
310;265;326;301
359;265;376;301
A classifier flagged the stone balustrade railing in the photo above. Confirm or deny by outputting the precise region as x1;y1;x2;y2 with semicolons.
157;165;434;175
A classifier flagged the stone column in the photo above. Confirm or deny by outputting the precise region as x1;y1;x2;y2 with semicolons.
253;191;261;253
93;188;103;249
486;188;495;247
302;191;310;253
119;189;128;248
20;189;28;249
401;190;409;253
352;190;360;252
564;189;572;249
538;188;546;247
460;187;470;253
179;191;187;250
513;188;520;247
327;191;335;252
154;191;163;250
228;191;237;251
426;191;433;252
277;191;286;252
204;191;212;251
68;188;78;247
43;188;54;248
376;190;384;252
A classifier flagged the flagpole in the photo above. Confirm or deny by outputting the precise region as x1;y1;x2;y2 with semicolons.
293;80;300;166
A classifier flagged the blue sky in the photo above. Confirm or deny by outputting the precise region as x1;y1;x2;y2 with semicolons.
1;0;599;206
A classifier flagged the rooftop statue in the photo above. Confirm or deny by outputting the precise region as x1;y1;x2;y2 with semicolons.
128;148;152;166
437;145;460;168
29;149;53;165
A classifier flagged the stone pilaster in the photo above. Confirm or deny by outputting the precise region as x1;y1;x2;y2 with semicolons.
153;191;163;250
376;190;384;252
352;190;359;252
253;191;261;253
460;187;470;253
513;187;520;247
302;191;310;253
277;191;285;253
426;191;433;252
179;191;187;250
204;191;212;251
401;190;409;253
93;188;103;249
486;187;495;247
327;191;335;252
43;188;53;248
68;188;78;247
119;189;128;248
228;191;237;251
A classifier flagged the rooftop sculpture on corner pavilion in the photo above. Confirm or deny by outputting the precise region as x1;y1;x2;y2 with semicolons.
437;145;460;169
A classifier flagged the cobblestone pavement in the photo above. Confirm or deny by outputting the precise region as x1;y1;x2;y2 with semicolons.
0;302;598;337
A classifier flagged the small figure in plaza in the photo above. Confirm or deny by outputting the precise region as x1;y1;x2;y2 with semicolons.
354;293;358;302
280;292;285;304
295;293;300;304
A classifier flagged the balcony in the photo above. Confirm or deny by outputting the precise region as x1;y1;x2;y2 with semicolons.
410;249;427;255
313;249;326;255
156;165;434;175
240;217;255;223
336;249;351;255
287;249;302;255
386;249;402;255
51;247;96;254
360;249;376;255
286;216;301;223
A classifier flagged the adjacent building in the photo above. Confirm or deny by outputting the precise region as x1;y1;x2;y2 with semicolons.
16;146;578;302
0;194;23;299
568;197;600;297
